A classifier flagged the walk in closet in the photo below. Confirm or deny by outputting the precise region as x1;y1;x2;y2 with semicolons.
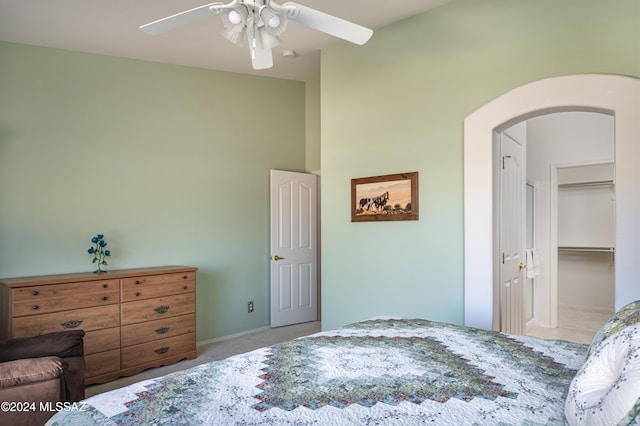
557;163;615;315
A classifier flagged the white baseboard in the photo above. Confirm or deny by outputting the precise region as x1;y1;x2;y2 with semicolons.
526;318;551;330
558;302;614;314
196;326;270;347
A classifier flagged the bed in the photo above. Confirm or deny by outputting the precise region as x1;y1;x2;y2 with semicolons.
47;306;640;426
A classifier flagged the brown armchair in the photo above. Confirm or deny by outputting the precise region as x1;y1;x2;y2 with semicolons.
0;330;85;426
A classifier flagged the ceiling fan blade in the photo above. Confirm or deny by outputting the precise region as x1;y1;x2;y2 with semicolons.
282;2;373;45
246;27;274;70
140;2;224;35
251;47;274;70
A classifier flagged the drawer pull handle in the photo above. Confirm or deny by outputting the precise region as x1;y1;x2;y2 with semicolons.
135;292;141;297
32;305;39;310
155;347;169;355
103;283;108;288
183;275;188;280
135;280;142;285
32;290;40;296
155;306;170;314
61;320;83;329
155;327;170;334
101;296;109;301
183;286;188;290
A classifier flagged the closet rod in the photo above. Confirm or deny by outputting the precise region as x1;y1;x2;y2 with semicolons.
557;246;615;253
558;180;614;189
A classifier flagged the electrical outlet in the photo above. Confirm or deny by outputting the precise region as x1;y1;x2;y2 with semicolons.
247;301;254;313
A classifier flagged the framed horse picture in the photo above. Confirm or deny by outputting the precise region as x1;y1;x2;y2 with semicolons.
351;172;419;222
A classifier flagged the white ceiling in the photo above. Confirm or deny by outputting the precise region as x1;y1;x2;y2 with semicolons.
0;0;450;82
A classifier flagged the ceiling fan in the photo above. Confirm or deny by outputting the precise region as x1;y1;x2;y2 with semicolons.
140;0;374;70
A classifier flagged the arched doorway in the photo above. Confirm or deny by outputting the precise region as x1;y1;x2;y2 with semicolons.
463;74;640;331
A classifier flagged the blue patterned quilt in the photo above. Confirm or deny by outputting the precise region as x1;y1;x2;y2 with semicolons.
47;318;587;425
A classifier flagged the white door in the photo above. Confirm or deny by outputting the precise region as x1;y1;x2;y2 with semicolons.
498;132;526;334
270;170;318;327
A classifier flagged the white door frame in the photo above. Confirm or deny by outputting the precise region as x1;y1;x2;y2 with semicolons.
463;74;640;330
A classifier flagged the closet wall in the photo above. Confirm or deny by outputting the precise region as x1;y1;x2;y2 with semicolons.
557;164;615;311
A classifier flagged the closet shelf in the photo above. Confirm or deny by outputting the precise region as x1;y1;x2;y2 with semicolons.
558;180;614;189
558;246;615;253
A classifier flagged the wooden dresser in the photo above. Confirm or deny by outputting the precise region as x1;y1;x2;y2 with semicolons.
0;266;197;385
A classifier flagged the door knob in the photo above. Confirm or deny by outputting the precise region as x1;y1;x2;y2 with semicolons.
518;262;526;270
273;255;285;261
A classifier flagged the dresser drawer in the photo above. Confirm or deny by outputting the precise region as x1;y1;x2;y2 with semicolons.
121;293;195;326
11;304;121;338
121;333;195;369
12;280;119;302
85;349;120;379
121;272;195;301
122;313;195;347
12;289;119;317
84;327;120;355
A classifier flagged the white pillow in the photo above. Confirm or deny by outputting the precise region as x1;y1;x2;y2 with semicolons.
565;323;640;426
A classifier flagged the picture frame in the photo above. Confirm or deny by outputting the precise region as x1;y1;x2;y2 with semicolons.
351;172;419;222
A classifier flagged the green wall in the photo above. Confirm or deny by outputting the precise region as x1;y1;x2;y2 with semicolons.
0;42;307;341
320;0;640;330
305;76;321;173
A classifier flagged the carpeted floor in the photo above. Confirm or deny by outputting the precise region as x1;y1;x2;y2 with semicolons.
85;320;321;397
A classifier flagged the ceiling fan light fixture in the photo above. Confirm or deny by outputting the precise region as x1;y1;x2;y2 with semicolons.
220;5;248;46
257;27;281;49
259;6;287;37
223;26;246;46
228;10;243;25
221;5;248;29
268;15;280;28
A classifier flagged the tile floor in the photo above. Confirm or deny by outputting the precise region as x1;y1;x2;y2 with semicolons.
85;320;321;397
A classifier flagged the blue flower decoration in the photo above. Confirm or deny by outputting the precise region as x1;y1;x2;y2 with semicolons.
88;233;111;273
